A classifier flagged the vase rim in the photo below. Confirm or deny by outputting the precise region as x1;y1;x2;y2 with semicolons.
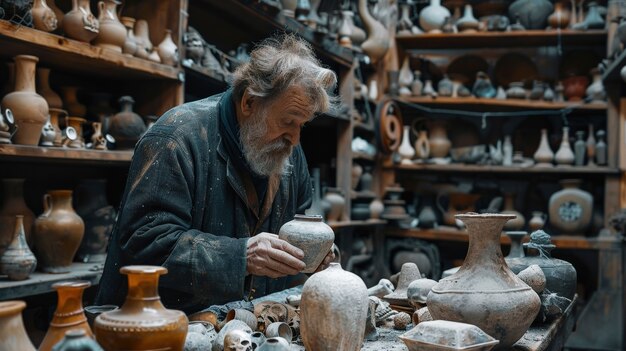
293;214;323;222
0;300;26;316
120;265;168;275
14;55;39;63
504;231;527;236
455;213;516;220
52;280;91;289
48;189;73;196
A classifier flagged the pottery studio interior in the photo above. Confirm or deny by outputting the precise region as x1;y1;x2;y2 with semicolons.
2;0;626;350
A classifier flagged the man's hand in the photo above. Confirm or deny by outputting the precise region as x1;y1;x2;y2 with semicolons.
314;246;337;273
246;232;306;278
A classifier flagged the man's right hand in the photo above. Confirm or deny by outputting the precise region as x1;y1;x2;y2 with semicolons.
246;232;306;278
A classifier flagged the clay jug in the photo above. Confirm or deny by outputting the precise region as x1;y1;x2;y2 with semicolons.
555;126;575;166
74;180;115;263
533;128;554;167
419;0;451;32
107;96;147;150
34;190;85;273
0;301;36;351
158;29;179;66
428;121;451;158
63;0;99;42
1;55;49;145
49;108;67;147
134;20;154;59
0;216;36;280
32;0;58;32
39;281;94;351
427;213;541;348
504;231;527;259
323;188;345;222
37;68;63;109
548;179;593;234
94;266;188;350
0;179;36;254
61;86;86;118
548;2;570;29
300;263;368;351
278;215;334;273
51;329;104;351
528;211;547;232
508;0;553;29
398;125;415;165
120;17;138;57
93;0;126;53
358;0;389;64
502;193;525;231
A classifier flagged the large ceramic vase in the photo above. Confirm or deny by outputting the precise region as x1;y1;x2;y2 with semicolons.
32;0;58;32
34;190;85;273
0;55;49;146
93;0;126;52
0;301;36;351
507;230;577;300
419;0;451;32
278;215;334;273
39;281;94;351
300;263;368;351
508;0;554;29
427;213;541;348
94;266;189;351
157;29;179;66
0;215;36;281
107;96;147;150
357;0;389;64
63;0;100;42
548;179;593;234
74;179;116;263
0;179;36;255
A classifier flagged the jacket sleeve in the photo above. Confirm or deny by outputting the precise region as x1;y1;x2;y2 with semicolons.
294;146;312;214
115;131;248;308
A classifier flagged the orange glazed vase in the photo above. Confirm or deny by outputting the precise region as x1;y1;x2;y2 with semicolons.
39;281;94;351
94;266;188;351
0;301;36;351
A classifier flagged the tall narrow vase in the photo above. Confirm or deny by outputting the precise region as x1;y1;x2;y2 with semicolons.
0;178;36;255
427;213;541;348
0;301;36;351
94;266;188;351
0;216;37;281
39;281;93;351
555;126;575;166
0;55;49;145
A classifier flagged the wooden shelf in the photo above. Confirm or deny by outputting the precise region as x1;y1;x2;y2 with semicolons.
0;144;133;165
392;163;619;175
0;262;102;300
602;47;626;83
0;20;180;80
329;219;386;230
183;63;228;89
396;30;607;50
398;96;607;112
387;227;621;250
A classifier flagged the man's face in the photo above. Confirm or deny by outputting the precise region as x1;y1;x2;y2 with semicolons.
240;86;315;177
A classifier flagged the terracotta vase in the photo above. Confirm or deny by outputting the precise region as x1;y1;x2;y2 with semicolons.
51;329;104;351
548;2;570;29
323;188;345;222
534;128;554;166
39;281;93;351
37;68;63;110
428;121;451;158
63;0;100;42
34;190;85;273
158;29;179;66
563;76;588;101
586;68;605;103
134;20;154;59
504;231;527;260
508;0;554;29
1;55;49;145
0;179;36;255
61;86;86;118
93;0;126;53
411;71;423;96
398;126;415;164
120;17;138;57
32;0;58;32
419;0;451;32
107;96;147;150
0;301;36;351
555;126;575;166
548;179;593;234
427;213;541;348
456;4;479;32
0;215;36;281
300;263;368;351
66;117;86;148
278;215;334;273
94;266;188;350
74;180;115;263
358;0;389;64
49;108;67;147
528;211;547;232
502;193;525;231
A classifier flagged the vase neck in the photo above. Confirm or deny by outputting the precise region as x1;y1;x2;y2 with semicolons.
11;216;26;247
124;272;164;305
462;217;509;268
121;102;133;112
49;191;74;210
430;0;441;6
53;286;86;324
14;57;37;93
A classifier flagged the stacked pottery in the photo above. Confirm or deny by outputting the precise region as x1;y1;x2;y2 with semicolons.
93;0;126;52
548;179;593;234
300;263;368;351
63;0;99;42
427;213;541;348
107;96;147;149
94;266;188;350
158;30;179;66
0;216;37;281
74;180;116;263
0;301;36;351
0;179;36;253
278;215;334;273
1;55;49;145
34;190;85;273
39;281;94;351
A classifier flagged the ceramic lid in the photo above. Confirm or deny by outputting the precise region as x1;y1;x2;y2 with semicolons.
399;320;499;351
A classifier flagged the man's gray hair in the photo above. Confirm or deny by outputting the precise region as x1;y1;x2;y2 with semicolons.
231;34;337;114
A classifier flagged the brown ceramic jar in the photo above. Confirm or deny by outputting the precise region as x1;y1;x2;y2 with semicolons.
0;178;36;254
93;0;126;52
32;0;58;32
0;301;36;351
34;190;85;273
94;266;188;351
278;215;335;273
63;0;100;42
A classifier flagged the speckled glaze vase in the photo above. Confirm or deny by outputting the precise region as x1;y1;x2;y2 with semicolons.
278;214;334;273
94;266;188;351
300;263;368;351
0;215;36;281
39;281;94;351
0;301;36;351
93;0;126;52
427;213;541;348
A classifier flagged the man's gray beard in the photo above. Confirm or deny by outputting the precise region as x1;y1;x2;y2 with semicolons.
240;111;293;177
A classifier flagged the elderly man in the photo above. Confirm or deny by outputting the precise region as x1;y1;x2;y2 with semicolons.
96;35;337;314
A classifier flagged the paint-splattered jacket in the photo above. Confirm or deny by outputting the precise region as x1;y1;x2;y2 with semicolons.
95;93;312;314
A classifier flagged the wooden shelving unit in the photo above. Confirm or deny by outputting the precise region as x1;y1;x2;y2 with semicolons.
398;96;607;113
329;219;386;230
0;144;133;165
391;163;619;175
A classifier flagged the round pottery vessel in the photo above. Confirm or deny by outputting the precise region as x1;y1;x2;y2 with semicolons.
93;0;126;52
278;214;334;273
107;96;147;149
529;211;547;232
323;188;345;222
0;179;35;256
563;76;588;101
420;0;451;32
428;120;451;158
548;179;592;234
548;2;570;29
501;193;525;231
508;0;553;29
0;301;36;351
63;0;99;42
427;213;541;348
94;266;188;351
32;0;58;32
0;216;36;281
300;263;368;351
